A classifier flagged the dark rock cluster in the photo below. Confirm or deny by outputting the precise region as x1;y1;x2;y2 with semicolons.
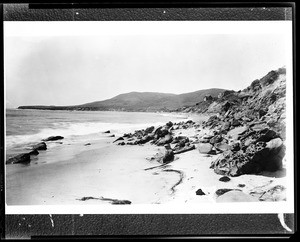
113;120;198;164
6;136;64;165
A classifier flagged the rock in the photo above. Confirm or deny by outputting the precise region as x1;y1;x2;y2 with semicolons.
150;145;175;164
230;142;241;152
111;200;131;205
173;145;195;155
32;142;47;150
219;176;231;182
251;123;269;132
42;136;64;141
118;142;125;146
198;138;210;143
154;126;169;139
256;129;278;142
29;149;39;155
210;150;261;177
221;122;231;131
215;188;238;197
246;138;285;172
166;121;173;127
242;117;252;122
196;189;206;196
84;143;91;146
108;134;115;137
258;109;268;118
113;137;124;143
266;118;277;128
266;137;282;149
145;126;155;134
231;119;241;127
238;184;246;188
197;143;213;154
162;149;174;164
215;142;231;152
216;190;258;202
104;130;110;133
222;101;232;112
209;135;222;144
259;185;286;201
244;138;255;147
137;134;153;144
156;134;173;146
263;138;285;171
212;138;285;176
6;153;31;164
227;126;248;139
123;133;132;138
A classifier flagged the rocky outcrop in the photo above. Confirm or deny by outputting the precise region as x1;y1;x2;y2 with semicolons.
6;153;31;164
204;67;287;176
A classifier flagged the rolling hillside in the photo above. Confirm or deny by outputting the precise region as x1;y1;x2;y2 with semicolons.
18;88;226;112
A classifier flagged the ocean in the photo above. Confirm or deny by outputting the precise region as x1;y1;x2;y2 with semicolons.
5;109;197;157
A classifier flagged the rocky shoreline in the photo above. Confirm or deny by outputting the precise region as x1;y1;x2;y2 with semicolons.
109;67;287;202
6;67;288;203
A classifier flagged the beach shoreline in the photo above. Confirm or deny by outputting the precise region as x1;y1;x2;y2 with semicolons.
6;113;287;206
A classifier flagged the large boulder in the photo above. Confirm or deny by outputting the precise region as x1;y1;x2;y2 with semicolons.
210;151;257;176
197;143;213;154
162;149;174;164
256;138;285;171
210;138;285;176
156;134;173;146
6;153;31;164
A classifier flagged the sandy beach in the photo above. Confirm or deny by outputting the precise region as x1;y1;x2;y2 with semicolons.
6;118;287;206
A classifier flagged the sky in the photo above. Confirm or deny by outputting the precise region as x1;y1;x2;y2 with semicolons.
4;21;292;108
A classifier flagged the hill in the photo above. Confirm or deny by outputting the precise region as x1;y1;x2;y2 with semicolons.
18;88;226;112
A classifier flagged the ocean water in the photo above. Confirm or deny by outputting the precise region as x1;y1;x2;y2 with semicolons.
5;109;193;156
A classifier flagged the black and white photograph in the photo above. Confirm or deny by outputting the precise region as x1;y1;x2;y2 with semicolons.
2;5;295;237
